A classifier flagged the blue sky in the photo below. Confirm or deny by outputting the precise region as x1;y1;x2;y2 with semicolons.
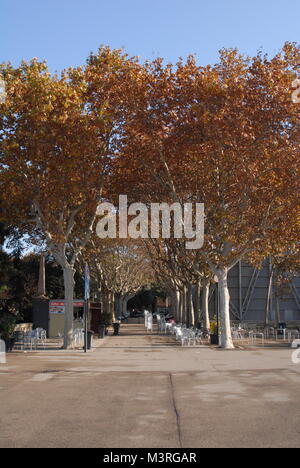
1;0;299;72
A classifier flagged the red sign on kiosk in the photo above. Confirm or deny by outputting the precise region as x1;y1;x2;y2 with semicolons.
49;300;84;314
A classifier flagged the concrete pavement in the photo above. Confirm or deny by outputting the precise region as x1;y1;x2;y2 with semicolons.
0;324;300;448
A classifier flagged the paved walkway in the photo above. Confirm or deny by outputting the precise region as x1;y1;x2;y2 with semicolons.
1;324;300;448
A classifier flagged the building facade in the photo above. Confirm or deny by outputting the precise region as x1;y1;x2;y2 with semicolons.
208;259;300;324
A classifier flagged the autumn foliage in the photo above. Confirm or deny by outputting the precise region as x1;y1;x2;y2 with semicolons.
0;44;299;348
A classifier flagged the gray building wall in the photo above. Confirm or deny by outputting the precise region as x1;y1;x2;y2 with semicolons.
208;260;300;323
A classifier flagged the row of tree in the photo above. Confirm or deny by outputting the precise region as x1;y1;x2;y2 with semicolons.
0;44;299;348
0;225;156;333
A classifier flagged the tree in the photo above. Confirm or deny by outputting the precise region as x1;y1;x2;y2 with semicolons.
115;44;300;348
0;49;140;348
81;238;154;321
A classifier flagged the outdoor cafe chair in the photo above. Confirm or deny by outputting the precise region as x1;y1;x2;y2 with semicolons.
275;329;288;341
147;316;154;333
265;327;275;339
24;330;38;351
160;320;167;334
13;331;25;351
195;330;203;345
180;329;189;346
35;328;47;349
175;326;183;342
242;330;254;343
287;330;300;342
253;332;265;347
73;328;84;347
232;329;243;340
181;329;196;346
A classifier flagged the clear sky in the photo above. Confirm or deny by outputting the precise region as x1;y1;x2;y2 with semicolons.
1;0;299;72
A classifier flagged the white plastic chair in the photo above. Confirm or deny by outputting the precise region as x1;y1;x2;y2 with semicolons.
147;315;153;333
195;330;203;345
181;329;196;346
73;328;84;347
36;328;46;349
175;326;183;342
288;330;300;342
253;332;265;347
159;318;167;334
24;330;38;350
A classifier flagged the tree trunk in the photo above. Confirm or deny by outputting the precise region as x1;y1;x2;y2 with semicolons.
275;295;281;326
202;281;210;332
96;280;103;310
122;295;127;317
122;293;135;316
102;287;109;316
264;268;274;327
110;293;116;323
115;294;122;319
274;279;281;327
216;267;234;349
187;284;195;327
193;281;201;325
175;290;180;321
183;286;189;324
169;292;175;317
168;289;179;320
63;264;76;349
182;286;187;324
179;290;183;323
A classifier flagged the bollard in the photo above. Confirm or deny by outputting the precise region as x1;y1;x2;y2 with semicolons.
0;339;6;364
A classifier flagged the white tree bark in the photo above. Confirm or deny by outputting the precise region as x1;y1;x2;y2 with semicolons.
110;292;116;323
178;290;183;323
63;265;76;349
202;281;211;332
216;267;234;349
193;281;201;325
265;264;274;327
175;289;180;321
187;284;195;327
32;200;99;350
182;286;187;324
